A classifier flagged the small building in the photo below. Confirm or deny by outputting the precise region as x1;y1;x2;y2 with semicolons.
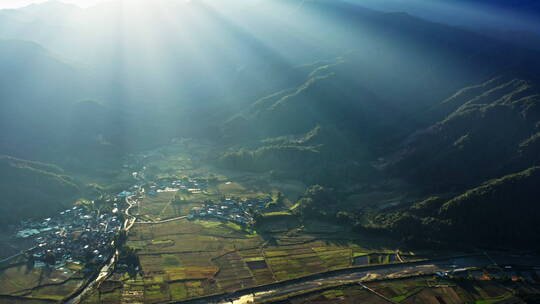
117;191;133;198
16;229;41;238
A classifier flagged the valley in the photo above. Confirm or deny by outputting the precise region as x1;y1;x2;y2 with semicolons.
1;0;540;303
2;143;539;304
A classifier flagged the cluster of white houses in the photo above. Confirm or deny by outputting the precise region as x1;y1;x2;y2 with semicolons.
188;196;273;225
16;204;123;268
144;177;209;196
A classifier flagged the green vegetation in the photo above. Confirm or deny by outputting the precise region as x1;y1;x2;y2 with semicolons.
0;155;80;226
138;192;178;221
253;211;299;232
278;276;535;304
219;145;320;174
367;166;540;249
292;185;338;219
398;77;540;192
85;207;393;304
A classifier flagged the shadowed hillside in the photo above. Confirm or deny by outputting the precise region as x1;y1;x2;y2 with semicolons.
394;75;540;192
0;155;80;226
369;166;540;249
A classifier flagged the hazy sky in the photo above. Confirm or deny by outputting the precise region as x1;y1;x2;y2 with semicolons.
0;0;106;8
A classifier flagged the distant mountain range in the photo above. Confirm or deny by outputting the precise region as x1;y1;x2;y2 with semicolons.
456;0;540;13
2;0;539;179
350;0;540;35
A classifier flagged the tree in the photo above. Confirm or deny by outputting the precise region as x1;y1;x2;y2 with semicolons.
275;191;285;206
115;230;128;245
26;253;35;269
119;246;140;270
265;201;278;210
252;210;264;228
44;251;56;266
293;185;336;218
335;211;354;224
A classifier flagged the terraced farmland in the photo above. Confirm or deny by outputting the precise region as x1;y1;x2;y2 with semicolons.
137;192;180;222
285;276;535;304
0;261;86;303
81;216;399;303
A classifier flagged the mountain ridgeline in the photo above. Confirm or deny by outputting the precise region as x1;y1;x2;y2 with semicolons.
396;76;540;192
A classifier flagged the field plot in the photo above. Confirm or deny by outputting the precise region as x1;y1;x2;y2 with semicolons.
83;217;399;304
369;277;529;304
138;192;178;221
265;244;327;281
214;182;268;199
240;250;275;285
0;297;56;304
27;278;84;301
0;263;85;303
81;173;401;304
0;265;47;296
214;251;255;291
285;277;538;304
288;285;389;304
260;240;384;281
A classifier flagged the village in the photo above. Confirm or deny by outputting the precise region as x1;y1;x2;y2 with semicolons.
149;176;209;196
14;201;123;269
188;196;273;225
117;175;210;198
132;175;275;226
10;169;276;272
5;154;540;304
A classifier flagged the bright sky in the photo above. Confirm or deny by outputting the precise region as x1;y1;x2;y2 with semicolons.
0;0;106;8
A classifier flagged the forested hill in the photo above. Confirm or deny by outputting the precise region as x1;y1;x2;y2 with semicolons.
369;166;540;249
394;75;540;192
0;155;80;226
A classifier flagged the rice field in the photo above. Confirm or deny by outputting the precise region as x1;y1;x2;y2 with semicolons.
283;277;536;304
137;192;179;221
0;263;85;303
82;215;401;304
81;169;402;304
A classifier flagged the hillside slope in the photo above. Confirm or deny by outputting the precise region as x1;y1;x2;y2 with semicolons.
371;166;540;249
394;76;540;191
0;155;80;226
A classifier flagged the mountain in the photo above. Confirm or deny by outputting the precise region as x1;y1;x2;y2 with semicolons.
0;39;129;173
473;28;540;51
349;0;540;35
359;75;540;249
1;0;539;172
393;75;540;192
1;0;540;250
455;0;540;13
369;166;540;249
0;39;87;158
0;155;80;226
214;7;540;183
16;0;79;23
